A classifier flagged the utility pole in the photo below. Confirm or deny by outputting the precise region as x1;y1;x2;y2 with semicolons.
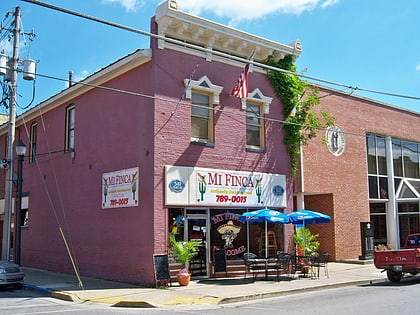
1;6;20;261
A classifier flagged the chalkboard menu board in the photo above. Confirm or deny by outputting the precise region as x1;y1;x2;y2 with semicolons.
213;249;227;273
153;254;170;285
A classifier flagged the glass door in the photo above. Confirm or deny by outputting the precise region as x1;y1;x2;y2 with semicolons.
185;214;208;277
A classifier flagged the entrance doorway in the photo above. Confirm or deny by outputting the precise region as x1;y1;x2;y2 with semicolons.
185;214;208;277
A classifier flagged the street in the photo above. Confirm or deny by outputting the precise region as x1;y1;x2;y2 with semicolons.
1;277;420;314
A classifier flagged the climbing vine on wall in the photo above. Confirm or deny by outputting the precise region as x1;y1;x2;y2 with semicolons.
265;53;334;178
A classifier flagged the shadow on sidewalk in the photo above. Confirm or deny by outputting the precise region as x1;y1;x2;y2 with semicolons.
197;276;295;285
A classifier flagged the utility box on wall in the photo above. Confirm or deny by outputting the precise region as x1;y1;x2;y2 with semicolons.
359;222;374;260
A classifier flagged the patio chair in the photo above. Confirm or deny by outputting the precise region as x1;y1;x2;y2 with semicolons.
275;252;292;280
311;252;330;278
242;252;259;280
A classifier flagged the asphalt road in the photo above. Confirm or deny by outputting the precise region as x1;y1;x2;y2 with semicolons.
1;277;420;314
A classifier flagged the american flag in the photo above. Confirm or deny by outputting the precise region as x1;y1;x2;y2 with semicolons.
231;63;249;99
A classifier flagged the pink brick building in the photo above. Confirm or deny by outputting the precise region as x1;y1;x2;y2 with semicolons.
0;1;419;285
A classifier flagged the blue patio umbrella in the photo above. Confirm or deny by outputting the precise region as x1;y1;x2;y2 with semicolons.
240;208;290;258
287;209;331;225
287;209;331;255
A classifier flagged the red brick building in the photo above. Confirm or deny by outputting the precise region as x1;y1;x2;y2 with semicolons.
298;90;420;261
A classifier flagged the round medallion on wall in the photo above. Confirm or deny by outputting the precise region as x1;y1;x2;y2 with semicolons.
326;125;345;156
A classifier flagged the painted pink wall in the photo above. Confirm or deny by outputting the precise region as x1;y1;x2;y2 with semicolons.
150;46;294;256
19;62;158;284
9;25;293;286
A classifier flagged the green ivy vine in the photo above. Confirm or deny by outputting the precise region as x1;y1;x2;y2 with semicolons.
265;53;334;178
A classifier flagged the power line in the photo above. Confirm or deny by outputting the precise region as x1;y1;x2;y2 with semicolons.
16;66;367;141
19;0;420;103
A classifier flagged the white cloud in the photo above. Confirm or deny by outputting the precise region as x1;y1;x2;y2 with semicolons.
177;0;338;23
416;64;420;71
74;70;90;82
321;0;339;9
65;70;89;88
101;0;145;12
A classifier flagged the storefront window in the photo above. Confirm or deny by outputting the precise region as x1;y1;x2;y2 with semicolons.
209;209;285;260
169;208;185;242
370;203;387;246
210;210;246;260
398;203;420;247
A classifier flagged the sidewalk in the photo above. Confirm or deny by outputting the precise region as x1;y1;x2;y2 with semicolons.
22;261;387;308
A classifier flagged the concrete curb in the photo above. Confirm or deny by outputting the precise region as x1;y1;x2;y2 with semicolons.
22;284;53;296
218;278;380;305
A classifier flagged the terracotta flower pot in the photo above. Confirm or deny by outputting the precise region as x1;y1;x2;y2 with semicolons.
177;273;191;286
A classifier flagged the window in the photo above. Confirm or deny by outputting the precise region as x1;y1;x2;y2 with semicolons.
29;122;37;163
243;89;272;151
191;92;213;143
366;134;388;199
402;141;420;178
246;102;263;148
65;104;75;152
398;202;420;247
183;76;223;145
370;203;387;246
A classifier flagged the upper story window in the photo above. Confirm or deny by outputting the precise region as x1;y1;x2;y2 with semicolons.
393;139;420;179
29;122;37;163
367;134;387;176
243;88;272;151
65;104;75;152
246;102;263;148
184;76;223;145
191;92;213;143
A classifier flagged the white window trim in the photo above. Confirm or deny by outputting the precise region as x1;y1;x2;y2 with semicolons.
242;88;273;114
184;75;223;104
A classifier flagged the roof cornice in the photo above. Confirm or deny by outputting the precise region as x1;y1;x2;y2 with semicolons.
155;0;301;62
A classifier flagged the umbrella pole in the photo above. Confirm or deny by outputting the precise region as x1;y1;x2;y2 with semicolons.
247;221;249;254
265;220;268;259
303;221;306;256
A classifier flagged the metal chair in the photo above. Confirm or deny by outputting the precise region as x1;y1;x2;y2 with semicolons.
242;252;258;280
275;252;292;280
311;252;330;278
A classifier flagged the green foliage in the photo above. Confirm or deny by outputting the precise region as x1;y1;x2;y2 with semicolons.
169;234;201;269
265;53;334;178
293;227;320;256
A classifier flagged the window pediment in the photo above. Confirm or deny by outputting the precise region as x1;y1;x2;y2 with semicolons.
242;88;273;114
184;75;223;104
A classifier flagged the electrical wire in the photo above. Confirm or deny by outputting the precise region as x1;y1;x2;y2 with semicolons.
19;0;420;103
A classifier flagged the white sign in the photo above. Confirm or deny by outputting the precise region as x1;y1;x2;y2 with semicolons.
102;167;139;209
165;166;286;208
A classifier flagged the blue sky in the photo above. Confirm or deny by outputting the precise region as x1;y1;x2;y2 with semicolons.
1;0;419;115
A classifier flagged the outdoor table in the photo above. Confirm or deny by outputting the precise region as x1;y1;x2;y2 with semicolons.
249;257;278;279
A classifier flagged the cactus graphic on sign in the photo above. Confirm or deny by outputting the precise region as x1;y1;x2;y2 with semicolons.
131;170;138;201
255;177;263;203
197;173;207;201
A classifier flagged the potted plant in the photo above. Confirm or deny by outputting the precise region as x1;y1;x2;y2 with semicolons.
169;234;201;286
293;227;320;257
293;227;320;275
